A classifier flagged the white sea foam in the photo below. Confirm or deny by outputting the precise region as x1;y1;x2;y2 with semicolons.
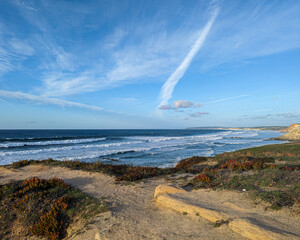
0;130;285;166
0;137;106;148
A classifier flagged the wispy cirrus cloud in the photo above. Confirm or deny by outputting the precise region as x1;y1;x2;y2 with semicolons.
200;1;300;70
5;0;205;97
1;0;300;108
39;70;101;97
0;21;35;76
0;90;103;112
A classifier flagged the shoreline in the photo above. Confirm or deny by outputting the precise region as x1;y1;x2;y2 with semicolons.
186;127;287;131
0;135;288;168
0;139;292;168
2;141;299;178
1;141;299;239
0;128;285;166
0;140;290;168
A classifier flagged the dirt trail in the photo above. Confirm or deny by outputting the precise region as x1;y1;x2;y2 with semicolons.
1;165;299;240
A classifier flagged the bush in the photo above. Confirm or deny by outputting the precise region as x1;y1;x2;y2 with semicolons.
0;177;105;239
8;159;176;182
195;173;211;183
175;156;208;171
220;159;277;171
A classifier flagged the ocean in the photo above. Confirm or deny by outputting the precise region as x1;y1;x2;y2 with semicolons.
0;129;286;167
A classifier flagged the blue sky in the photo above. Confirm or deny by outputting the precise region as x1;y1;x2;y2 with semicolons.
0;0;299;129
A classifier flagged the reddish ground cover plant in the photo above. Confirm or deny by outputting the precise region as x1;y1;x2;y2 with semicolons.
115;172;142;181
115;166;164;181
8;159;176;182
31;196;71;240
0;177;105;240
284;166;299;171
219;159;277;171
175;156;208;171
195;173;211;183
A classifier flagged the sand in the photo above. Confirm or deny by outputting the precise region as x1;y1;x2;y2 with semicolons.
1;165;299;240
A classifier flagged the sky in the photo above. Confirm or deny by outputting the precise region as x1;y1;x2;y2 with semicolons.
0;0;299;129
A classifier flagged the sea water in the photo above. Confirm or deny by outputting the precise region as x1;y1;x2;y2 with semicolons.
0;129;286;167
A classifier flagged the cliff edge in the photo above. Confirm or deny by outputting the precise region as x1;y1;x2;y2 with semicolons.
277;124;300;141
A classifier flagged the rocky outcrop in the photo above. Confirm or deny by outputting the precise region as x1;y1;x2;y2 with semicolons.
228;219;285;240
277;124;300;141
154;185;224;222
154;185;299;240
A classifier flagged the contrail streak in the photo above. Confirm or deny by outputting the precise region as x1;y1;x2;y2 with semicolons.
158;8;219;108
205;95;249;104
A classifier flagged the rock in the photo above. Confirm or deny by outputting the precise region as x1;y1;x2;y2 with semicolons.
154;185;224;223
154;185;186;199
228;219;292;240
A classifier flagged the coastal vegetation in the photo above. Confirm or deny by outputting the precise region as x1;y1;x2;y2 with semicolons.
7;159;177;182
1;139;299;239
0;177;106;239
188;158;299;210
178;142;299;210
5;142;300;212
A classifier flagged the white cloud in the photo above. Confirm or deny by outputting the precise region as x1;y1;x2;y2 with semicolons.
9;38;35;56
0;90;103;112
276;113;300;119
119;97;138;102
0;47;14;76
189;112;209;117
2;0;300;103
158;104;173;110
158;7;219;107
200;1;300;70
105;31;198;87
104;29;127;49
159;100;203;110
0;26;36;76
173;100;194;108
242;112;300;120
40;71;100;97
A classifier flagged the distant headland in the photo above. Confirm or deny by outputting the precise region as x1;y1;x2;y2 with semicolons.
187;124;300;141
186;126;287;131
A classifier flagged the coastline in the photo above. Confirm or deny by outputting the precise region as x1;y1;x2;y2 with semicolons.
186;126;287;131
0;129;287;167
1;141;299;239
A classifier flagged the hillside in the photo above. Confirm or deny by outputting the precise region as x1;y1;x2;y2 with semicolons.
276;124;300;141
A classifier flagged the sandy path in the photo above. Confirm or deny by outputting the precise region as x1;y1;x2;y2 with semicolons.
1;165;298;240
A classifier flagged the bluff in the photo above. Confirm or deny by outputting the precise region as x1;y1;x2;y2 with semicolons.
276;123;300;141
